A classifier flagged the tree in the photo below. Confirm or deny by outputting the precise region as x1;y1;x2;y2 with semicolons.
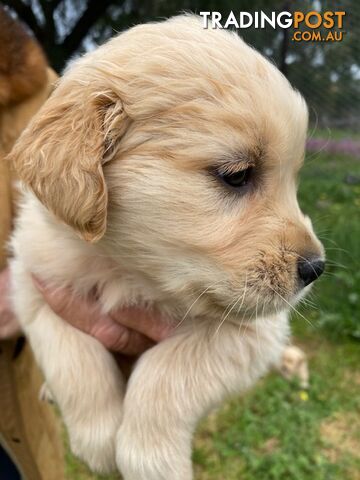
2;0;275;72
1;0;122;71
3;0;359;128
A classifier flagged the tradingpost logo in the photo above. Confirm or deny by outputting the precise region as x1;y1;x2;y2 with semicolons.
200;11;346;42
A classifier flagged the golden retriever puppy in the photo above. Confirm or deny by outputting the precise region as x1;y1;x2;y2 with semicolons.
9;15;324;480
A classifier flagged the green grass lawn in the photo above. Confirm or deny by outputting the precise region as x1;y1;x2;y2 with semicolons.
64;150;360;480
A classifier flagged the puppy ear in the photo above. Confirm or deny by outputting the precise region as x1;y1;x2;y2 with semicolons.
9;79;128;242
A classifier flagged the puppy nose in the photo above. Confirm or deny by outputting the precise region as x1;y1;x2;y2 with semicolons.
297;257;325;287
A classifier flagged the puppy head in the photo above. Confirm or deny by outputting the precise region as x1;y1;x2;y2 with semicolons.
11;16;325;320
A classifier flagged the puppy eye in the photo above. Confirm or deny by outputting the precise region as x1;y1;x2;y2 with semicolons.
217;167;253;190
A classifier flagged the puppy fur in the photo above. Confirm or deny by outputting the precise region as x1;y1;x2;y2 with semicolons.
9;16;324;480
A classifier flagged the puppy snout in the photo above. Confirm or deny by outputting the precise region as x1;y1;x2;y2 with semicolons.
297;257;325;287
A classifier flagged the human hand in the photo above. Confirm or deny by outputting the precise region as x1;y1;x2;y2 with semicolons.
0;266;21;339
32;276;172;355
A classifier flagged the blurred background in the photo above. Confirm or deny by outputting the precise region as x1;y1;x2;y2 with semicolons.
1;1;359;479
2;0;359;131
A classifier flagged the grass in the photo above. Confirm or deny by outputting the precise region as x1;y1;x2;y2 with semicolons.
193;339;360;480
64;149;360;479
297;151;360;340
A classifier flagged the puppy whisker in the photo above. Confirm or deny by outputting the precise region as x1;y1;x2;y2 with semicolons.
253;295;263;358
174;279;225;331
214;279;248;337
267;284;315;329
235;275;249;339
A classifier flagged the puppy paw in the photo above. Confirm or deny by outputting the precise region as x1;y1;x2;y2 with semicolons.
116;424;192;480
68;408;123;474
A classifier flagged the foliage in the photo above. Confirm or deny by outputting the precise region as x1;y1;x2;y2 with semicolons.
3;0;359;129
